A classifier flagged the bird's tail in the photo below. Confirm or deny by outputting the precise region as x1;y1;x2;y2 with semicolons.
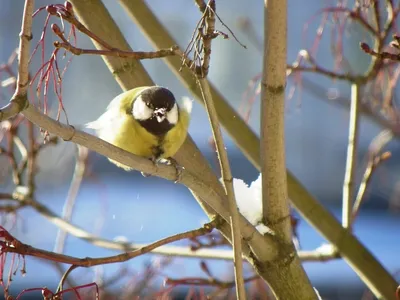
181;96;193;114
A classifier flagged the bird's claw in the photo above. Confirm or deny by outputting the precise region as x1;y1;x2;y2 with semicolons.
141;157;159;178
167;158;184;183
141;157;183;183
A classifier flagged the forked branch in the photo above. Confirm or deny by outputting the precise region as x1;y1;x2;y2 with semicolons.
0;0;34;121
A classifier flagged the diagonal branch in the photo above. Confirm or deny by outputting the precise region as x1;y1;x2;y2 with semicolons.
193;1;245;298
198;79;245;299
21;104;265;246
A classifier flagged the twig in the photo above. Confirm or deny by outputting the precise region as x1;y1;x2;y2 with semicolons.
351;130;393;224
342;83;360;229
166;274;258;288
55;40;177;59
0;0;34;121
191;2;245;297
198;79;246;299
26;121;35;194
0;221;216;267
8;128;23;185
299;246;340;262
287;49;361;83
57;265;78;293
50;22;178;59
194;0;207;12
54;145;88;254
196;0;215;77
360;41;400;61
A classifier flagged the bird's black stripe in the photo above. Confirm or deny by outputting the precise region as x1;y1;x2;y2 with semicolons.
138;118;174;136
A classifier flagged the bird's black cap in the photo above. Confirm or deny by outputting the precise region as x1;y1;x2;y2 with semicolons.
139;86;176;111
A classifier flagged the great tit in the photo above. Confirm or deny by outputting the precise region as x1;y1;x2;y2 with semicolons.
87;86;192;170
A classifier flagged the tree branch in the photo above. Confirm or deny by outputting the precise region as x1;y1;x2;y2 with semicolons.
259;1;317;298
54;145;88;254
22;104;266;249
4;188;339;263
0;0;34;121
343;83;360;229
198;79;246;299
192;1;245;298
0;221;216;267
351;130;393;224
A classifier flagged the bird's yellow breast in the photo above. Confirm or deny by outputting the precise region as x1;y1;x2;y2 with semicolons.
113;114;158;158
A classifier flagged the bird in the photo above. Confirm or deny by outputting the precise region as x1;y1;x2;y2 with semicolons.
86;86;192;173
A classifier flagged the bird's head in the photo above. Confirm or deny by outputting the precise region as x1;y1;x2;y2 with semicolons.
132;86;178;136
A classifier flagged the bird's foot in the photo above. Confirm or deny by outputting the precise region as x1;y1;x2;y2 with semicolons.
141;171;151;177
140;157;159;178
141;157;184;183
166;157;184;184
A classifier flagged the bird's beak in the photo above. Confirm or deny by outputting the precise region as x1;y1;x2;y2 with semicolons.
154;108;166;123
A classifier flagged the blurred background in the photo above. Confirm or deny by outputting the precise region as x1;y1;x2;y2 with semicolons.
1;0;400;299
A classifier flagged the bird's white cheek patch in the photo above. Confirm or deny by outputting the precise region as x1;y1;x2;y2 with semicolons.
167;103;178;125
132;96;153;120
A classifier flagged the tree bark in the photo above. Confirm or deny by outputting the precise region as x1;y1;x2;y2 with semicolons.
259;0;317;298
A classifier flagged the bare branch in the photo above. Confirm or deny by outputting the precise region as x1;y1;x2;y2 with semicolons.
260;0;317;298
287;49;361;82
167;274;258;287
54;40;178;59
352;130;393;224
360;41;400;61
198;79;246;299
0;221;216;267
342;84;361;229
54;145;88;254
50;21;178;60
0;0;34;121
196;0;215;77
